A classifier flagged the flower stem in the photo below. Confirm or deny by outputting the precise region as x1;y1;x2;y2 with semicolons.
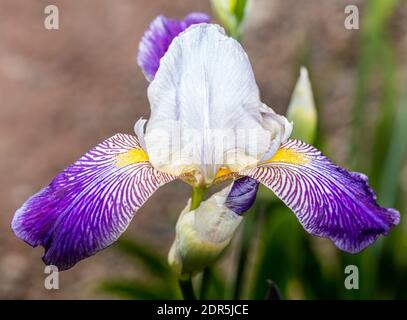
179;275;196;300
177;186;208;300
199;267;210;299
231;203;258;299
190;186;208;210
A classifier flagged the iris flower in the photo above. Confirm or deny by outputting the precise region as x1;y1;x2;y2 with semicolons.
12;13;400;271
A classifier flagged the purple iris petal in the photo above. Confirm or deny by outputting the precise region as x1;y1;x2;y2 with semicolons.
244;139;400;253
137;12;210;81
11;134;175;270
225;177;259;215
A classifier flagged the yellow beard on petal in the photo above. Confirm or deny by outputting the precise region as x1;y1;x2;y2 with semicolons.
115;148;149;167
268;146;310;165
212;167;235;184
215;167;232;179
179;166;236;187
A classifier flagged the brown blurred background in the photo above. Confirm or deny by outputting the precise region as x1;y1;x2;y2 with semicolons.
0;0;406;299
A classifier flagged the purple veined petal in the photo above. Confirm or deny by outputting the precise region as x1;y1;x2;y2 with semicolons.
11;133;176;270
225;177;259;215
137;12;210;81
183;12;211;26
241;139;400;253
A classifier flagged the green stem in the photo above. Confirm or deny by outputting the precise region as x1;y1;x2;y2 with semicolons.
199;268;210;299
231;205;256;299
177;186;208;300
190;186;208;210
179;275;196;300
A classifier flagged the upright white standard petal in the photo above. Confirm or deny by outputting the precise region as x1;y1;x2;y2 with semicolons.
260;103;293;161
145;23;292;185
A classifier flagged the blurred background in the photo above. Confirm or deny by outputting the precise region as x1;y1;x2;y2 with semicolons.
0;0;406;299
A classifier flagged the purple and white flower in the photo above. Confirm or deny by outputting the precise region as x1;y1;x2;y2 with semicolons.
137;12;210;81
12;14;400;271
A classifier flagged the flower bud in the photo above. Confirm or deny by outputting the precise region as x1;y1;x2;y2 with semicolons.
287;67;317;144
210;0;251;40
168;185;244;277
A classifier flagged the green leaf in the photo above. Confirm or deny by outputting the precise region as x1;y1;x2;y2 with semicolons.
348;0;400;171
378;84;407;207
230;206;257;299
99;279;176;299
115;237;171;279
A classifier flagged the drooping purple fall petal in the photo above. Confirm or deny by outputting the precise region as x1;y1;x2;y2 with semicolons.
137;12;210;81
12;134;176;270
225;177;259;215
241;139;400;253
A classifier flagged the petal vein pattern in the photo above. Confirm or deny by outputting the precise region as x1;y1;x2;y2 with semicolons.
241;139;400;253
12;134;176;270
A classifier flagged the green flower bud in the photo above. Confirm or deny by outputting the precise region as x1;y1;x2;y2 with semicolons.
287;67;317;144
168;186;243;277
210;0;251;40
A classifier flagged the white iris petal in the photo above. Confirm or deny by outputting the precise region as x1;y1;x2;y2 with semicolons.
260;103;293;161
144;24;292;185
